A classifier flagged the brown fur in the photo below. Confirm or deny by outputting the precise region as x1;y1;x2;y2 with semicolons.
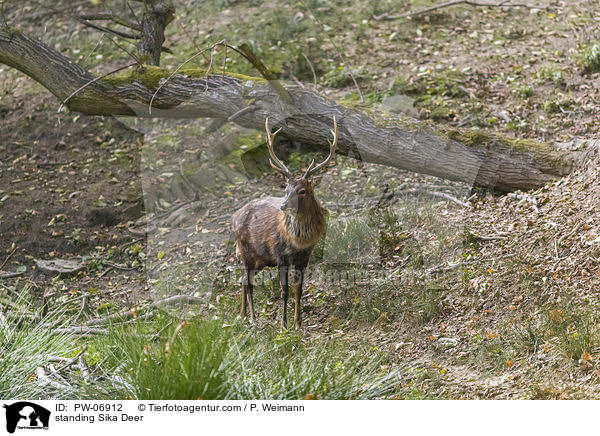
231;178;327;328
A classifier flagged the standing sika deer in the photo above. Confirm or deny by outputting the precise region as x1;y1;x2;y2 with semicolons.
231;117;338;328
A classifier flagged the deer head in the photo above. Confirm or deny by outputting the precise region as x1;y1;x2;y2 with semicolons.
265;117;338;215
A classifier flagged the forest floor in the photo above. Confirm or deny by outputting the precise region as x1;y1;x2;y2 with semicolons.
1;0;600;399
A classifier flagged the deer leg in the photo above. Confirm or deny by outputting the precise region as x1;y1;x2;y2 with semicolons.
247;269;256;323
279;266;289;329
293;268;305;329
240;267;248;318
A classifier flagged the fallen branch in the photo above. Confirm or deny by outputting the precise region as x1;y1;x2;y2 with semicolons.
52;326;109;336
78;356;91;382
0;27;589;192
427;253;515;273
36;366;69;390
405;188;472;208
374;0;550;20
0;270;25;279
48;346;87;371
57;62;139;114
83;294;203;326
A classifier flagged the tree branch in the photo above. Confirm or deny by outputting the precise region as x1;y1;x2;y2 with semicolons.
238;43;291;103
76;18;141;40
76;13;141;31
0;27;590;192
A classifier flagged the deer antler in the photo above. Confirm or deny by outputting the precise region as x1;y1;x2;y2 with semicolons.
265;118;293;178
303;116;338;179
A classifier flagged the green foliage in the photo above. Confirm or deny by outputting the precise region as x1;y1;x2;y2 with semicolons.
576;40;600;73
323;64;362;89
534;64;566;85
514;84;533;99
543;95;573;114
422;70;467;98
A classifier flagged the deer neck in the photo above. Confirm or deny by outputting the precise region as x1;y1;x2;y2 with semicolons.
278;200;326;250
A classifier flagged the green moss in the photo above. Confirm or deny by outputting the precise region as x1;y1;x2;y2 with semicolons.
100;65;265;89
440;126;551;152
336;97;428;129
445;128;490;146
180;68;266;84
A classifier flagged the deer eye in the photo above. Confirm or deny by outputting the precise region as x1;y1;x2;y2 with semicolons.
297;188;306;196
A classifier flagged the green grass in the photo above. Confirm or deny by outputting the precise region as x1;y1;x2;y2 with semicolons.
0;315;73;398
0;288;77;399
89;316;407;400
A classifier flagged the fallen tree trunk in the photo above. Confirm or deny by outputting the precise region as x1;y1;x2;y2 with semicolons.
0;27;593;192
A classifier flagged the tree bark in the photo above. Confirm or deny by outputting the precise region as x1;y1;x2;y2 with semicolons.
138;0;174;65
0;27;592;192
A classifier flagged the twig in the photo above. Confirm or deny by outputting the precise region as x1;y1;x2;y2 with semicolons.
475;234;507;241
173;10;204;56
103;262;137;271
57;62;138;113
103;35;142;65
290;73;307;89
556;222;583;249
226;105;258;123
152;199;197;221
81;33;106;65
126;0;141;27
422;190;472;207
302;53;317;87
98;266;114;278
20;1;88;21
76;17;140;40
552;221;583;271
76;13;141;31
404;188;472;207
47;364;70;385
374;0;548;20
74;296;88;322
0;247;16;270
